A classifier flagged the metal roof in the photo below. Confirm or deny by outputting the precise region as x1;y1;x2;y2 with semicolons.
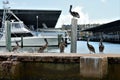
82;20;120;32
0;9;61;29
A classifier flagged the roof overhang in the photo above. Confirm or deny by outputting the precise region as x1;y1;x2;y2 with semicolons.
82;20;120;32
0;9;61;28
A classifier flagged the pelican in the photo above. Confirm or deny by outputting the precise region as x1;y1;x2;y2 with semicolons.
87;38;95;54
69;5;80;18
12;41;19;52
38;38;48;53
59;38;66;53
99;39;104;53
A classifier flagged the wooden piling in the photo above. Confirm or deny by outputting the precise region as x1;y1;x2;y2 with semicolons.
58;34;62;46
21;36;23;48
5;21;11;52
71;18;77;53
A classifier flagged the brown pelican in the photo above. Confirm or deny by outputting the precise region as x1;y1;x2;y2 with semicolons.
59;38;66;53
99;39;104;53
87;38;95;53
12;41;19;52
69;5;80;18
38;38;48;53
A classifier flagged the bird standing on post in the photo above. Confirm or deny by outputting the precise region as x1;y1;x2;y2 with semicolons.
99;39;104;53
69;5;80;18
87;38;95;54
38;38;48;53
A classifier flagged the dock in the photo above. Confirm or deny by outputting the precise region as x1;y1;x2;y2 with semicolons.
0;53;120;63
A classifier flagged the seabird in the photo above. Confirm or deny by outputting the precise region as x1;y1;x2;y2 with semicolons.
87;38;95;54
38;38;48;53
12;41;19;52
59;38;66;53
99;39;104;53
69;5;80;18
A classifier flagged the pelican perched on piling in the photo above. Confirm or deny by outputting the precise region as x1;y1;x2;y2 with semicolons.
38;38;48;53
99;39;104;53
69;5;80;18
59;38;66;53
12;41;19;52
87;38;95;54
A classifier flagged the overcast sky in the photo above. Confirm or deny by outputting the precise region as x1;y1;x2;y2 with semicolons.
0;0;120;28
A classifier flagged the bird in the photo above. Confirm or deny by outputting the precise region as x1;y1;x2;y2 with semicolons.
59;38;66;53
69;5;80;18
38;38;48;53
12;41;19;52
99;39;104;53
87;38;95;54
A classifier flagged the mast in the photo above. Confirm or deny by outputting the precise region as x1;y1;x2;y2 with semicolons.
2;0;9;31
2;0;21;31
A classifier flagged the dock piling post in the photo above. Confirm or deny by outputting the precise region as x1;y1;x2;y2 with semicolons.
71;18;77;53
5;21;11;52
21;35;23;48
58;34;62;46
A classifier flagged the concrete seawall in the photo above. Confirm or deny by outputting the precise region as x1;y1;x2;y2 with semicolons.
0;53;120;63
0;53;120;79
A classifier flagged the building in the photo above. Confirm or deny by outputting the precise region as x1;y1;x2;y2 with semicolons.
82;20;120;43
62;24;100;40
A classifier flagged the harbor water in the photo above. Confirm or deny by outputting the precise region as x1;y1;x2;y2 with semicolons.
0;41;119;54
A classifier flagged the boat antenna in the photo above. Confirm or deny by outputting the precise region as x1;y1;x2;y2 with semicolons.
2;0;9;31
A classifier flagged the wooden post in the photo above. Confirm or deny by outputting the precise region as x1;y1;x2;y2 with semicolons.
58;34;62;46
21;35;23;48
71;18;77;53
5;21;11;52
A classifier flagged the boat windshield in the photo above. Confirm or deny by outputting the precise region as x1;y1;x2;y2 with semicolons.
11;22;24;29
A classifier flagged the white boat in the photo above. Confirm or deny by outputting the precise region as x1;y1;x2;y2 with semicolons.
0;1;60;47
38;28;71;44
0;21;60;47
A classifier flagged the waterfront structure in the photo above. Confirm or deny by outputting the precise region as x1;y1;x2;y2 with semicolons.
83;20;120;43
62;20;120;43
0;3;62;47
62;24;100;40
0;9;61;30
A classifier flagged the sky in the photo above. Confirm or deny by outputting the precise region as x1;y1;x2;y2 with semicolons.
0;0;120;28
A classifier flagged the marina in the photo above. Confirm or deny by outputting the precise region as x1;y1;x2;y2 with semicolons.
0;0;119;80
0;4;64;47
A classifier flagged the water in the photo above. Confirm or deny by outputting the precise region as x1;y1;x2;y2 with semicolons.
0;41;120;53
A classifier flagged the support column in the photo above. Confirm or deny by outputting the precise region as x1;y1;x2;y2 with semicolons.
5;21;11;52
71;18;77;53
